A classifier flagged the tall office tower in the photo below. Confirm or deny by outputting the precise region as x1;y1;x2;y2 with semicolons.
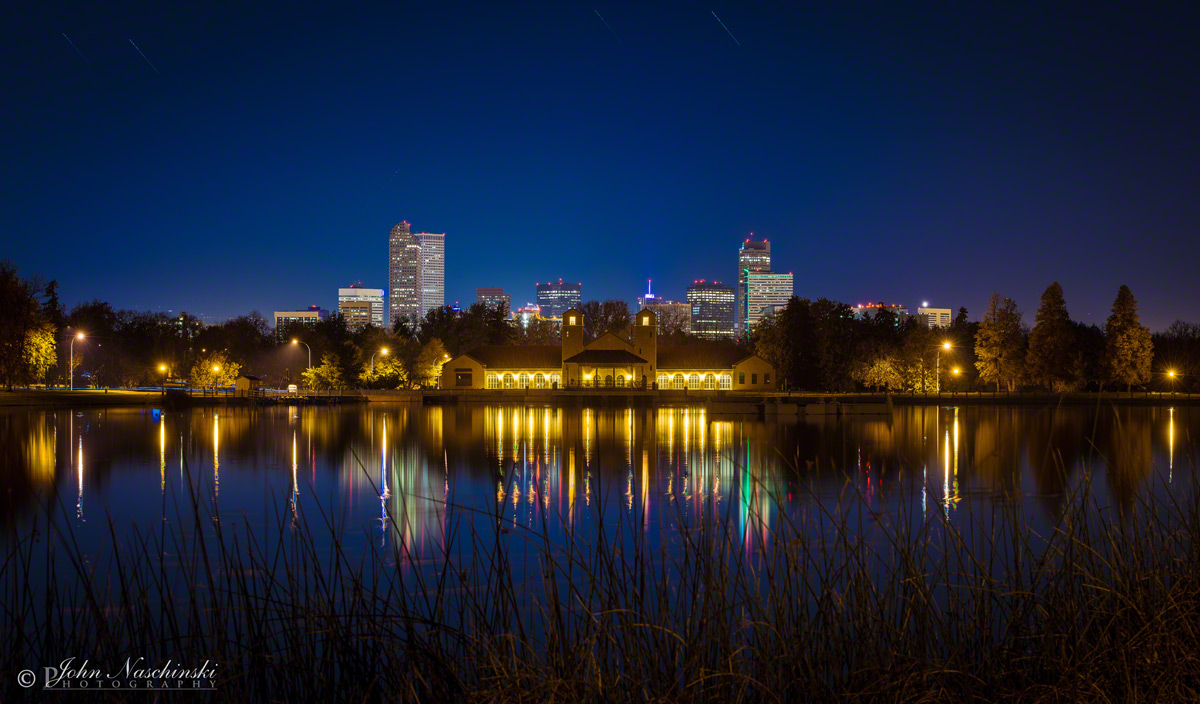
687;280;736;340
742;272;794;332
388;221;420;325
414;231;445;314
476;287;511;316
636;280;660;310
388;222;446;326
274;305;328;342
338;283;386;332
737;237;772;333
536;279;582;319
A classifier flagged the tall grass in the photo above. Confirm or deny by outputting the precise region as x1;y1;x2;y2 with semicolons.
3;441;1200;702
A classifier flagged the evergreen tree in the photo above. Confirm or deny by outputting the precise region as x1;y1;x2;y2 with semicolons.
974;293;1025;392
1026;282;1076;391
1104;285;1153;393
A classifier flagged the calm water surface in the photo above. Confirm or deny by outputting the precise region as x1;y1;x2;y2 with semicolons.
1;403;1194;575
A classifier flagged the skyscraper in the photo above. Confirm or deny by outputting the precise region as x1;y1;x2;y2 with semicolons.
742;272;794;331
388;222;445;326
536;279;582;319
737;237;772;333
476;287;511;316
338;283;386;332
687;280;736;340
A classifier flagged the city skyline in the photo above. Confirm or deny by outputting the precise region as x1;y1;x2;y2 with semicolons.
4;3;1198;330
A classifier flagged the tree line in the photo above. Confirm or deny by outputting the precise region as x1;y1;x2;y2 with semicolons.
752;283;1193;393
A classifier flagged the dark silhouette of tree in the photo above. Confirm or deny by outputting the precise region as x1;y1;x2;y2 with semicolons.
1104;285;1153;393
580;300;631;342
1026;282;1077;391
974;293;1025;392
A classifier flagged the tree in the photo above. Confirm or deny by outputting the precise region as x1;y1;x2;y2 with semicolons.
1104;285;1153;393
580;300;631;341
517;318;561;345
188;351;240;387
974;293;1025;392
302;353;346;390
853;354;903;392
1026;282;1076;391
0;262;47;389
412;338;449;387
25;322;57;384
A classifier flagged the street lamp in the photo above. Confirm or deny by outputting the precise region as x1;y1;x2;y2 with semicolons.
159;364;167;394
1168;369;1178;396
291;338;312;369
70;332;85;390
936;341;952;394
370;347;389;373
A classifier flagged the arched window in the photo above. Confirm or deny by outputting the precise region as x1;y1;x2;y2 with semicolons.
604;374;613;387
672;374;685;390
657;374;669;388
518;373;530;389
687;374;700;389
703;374;716;390
549;374;561;388
503;373;515;389
718;374;732;390
487;374;500;390
615;375;625;387
534;373;546;389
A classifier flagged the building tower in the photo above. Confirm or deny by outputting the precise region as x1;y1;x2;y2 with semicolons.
687;280;736;340
561;308;585;366
388;222;446;327
414;231;445;313
737;237;771;334
632;308;657;385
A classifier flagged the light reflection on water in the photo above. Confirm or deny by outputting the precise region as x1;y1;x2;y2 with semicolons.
0;404;1193;568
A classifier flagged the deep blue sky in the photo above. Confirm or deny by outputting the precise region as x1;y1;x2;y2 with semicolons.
4;1;1198;329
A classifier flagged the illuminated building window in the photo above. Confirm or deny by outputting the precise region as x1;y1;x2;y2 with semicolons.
703;374;715;390
657;374;669;388
687;373;700;388
719;374;731;390
672;374;685;390
549;374;561;388
534;373;546;389
487;374;500;390
615;375;625;387
518;373;530;389
503;373;515;389
569;316;576;325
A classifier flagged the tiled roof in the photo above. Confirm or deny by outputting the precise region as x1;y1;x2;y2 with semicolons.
563;349;649;365
656;345;754;370
463;345;561;369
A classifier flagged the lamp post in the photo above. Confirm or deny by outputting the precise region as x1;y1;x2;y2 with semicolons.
370;347;389;373
1168;369;1177;397
159;364;167;395
69;332;85;390
935;341;952;394
291;339;312;369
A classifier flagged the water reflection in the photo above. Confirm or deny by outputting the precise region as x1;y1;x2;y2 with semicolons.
0;404;1193;565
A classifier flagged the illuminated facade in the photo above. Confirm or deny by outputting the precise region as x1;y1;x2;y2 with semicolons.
274;306;327;341
687;280;735;340
441;308;775;391
916;306;952;328
852;302;911;325
338;284;385;331
742;272;793;331
737;238;771;332
536;279;581;319
388;222;445;326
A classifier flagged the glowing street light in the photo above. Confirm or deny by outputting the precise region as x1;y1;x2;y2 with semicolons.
70;332;85;391
936;341;953;394
159;364;168;394
370;347;389;373
291;338;312;370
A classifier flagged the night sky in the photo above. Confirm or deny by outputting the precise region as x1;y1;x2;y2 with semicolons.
4;1;1198;329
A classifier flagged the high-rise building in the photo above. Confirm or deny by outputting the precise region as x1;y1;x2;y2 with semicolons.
636;280;661;311
636;281;689;334
687;280;736;340
737;237;772;333
851;302;910;326
274;305;328;341
338;284;386;332
476;287;511;317
916;306;952;329
742;272;794;331
414;231;445;314
536;279;582;319
388;222;446;326
515;303;542;329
